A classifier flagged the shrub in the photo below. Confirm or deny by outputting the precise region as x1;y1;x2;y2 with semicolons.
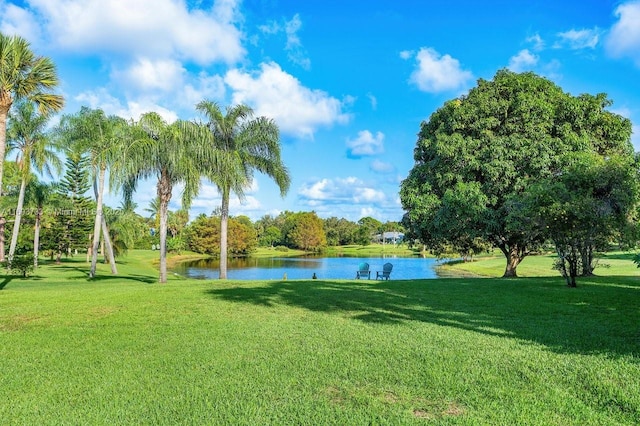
5;253;35;278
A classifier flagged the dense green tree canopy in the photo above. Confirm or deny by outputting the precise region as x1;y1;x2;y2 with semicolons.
400;69;634;277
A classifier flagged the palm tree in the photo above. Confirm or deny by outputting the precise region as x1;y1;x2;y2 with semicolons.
0;33;64;197
6;100;62;263
144;196;161;230
27;181;54;268
55;107;126;278
119;112;206;283
195;101;290;279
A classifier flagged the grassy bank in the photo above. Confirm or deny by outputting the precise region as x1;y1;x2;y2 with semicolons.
1;252;639;424
439;251;640;278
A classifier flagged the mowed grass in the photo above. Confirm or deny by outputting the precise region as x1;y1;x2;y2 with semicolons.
1;251;639;425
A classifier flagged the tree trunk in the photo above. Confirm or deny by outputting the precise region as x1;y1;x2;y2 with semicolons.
101;215;117;274
0;216;5;262
157;171;172;284
219;188;230;280
33;207;42;268
89;167;106;278
0;100;11;198
500;244;524;278
580;244;594;276
91;163;119;275
8;177;27;262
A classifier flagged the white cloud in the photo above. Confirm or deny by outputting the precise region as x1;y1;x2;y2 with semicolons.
526;34;545;51
259;14;310;69
399;50;413;60
346;130;384;157
27;0;245;64
367;93;378;110
370;160;395;174
0;2;42;41
225;62;350;138
508;49;539;72
113;58;186;93
299;177;386;204
182;73;227;110
606;1;640;66
75;88;178;123
406;47;473;93
556;28;600;50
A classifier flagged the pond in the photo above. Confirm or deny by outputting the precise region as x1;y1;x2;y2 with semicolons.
173;255;448;280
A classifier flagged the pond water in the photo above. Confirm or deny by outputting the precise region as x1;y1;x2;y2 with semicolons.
173;255;448;280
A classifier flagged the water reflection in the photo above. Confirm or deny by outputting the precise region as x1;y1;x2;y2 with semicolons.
174;255;446;280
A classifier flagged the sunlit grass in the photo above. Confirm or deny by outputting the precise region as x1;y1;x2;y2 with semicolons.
439;251;640;279
0;252;638;424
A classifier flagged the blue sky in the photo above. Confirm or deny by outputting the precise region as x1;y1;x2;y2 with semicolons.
1;0;639;223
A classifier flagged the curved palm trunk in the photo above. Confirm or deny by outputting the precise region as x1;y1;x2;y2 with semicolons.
93;178;117;274
33;206;42;268
157;171;172;284
219;188;229;279
101;216;117;274
89;166;106;278
8;177;27;262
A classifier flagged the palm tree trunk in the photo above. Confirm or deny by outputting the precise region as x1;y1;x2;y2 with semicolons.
158;172;172;284
33;207;42;268
8;177;27;262
0;104;9;198
90;167;106;278
0;217;5;262
219;189;229;279
101;216;117;274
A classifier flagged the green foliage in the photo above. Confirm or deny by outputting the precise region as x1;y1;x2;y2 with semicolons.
284;211;327;251
401;69;634;277
323;216;359;246
58;151;91;198
522;153;640;286
5;253;35;277
186;215;258;256
167;236;186;254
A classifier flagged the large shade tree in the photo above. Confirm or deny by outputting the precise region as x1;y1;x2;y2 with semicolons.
195;101;290;279
0;33;64;197
6;100;62;263
400;69;633;277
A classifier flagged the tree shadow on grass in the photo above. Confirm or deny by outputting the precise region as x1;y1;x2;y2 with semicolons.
52;264;157;284
0;273;47;289
205;276;640;357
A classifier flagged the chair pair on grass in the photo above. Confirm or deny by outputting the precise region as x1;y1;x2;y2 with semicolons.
356;262;393;280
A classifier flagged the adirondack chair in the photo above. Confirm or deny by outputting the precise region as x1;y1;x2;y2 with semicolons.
356;262;370;279
376;263;393;280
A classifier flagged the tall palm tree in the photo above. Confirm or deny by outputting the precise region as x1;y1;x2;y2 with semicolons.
55;107;126;278
0;33;64;197
195;101;290;279
119;112;206;283
6;100;62;263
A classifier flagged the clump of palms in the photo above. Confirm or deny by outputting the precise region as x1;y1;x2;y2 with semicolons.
6;100;62;264
55;107;127;277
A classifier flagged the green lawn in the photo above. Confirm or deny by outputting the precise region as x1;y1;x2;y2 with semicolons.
1;251;639;424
